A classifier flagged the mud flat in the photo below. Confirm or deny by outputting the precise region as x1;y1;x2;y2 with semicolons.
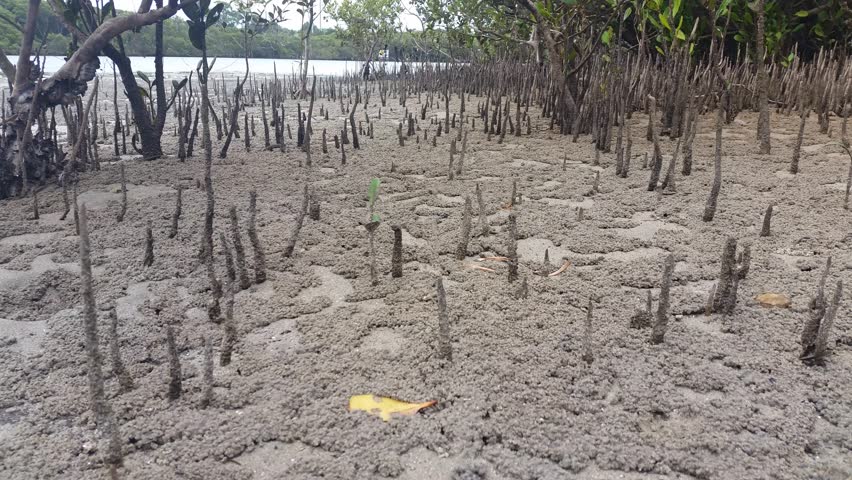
0;95;850;480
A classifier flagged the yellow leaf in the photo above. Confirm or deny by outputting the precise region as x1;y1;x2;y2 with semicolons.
348;395;436;422
755;293;791;308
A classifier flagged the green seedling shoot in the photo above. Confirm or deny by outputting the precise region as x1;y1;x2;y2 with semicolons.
367;178;381;224
365;178;381;285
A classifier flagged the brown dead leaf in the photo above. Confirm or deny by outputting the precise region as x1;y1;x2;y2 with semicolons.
755;293;791;308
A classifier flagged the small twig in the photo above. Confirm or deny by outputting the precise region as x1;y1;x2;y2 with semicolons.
548;260;571;277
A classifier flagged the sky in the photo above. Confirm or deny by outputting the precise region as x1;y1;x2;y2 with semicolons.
110;0;423;31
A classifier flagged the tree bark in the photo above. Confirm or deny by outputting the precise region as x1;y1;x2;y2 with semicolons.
105;47;162;159
153;0;168;136
12;0;40;95
0;47;15;80
299;1;315;98
755;0;770;154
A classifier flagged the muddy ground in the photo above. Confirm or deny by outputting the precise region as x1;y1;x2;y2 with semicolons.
0;82;851;480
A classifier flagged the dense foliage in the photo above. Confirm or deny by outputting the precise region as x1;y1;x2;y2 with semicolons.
1;0;849;62
413;0;852;60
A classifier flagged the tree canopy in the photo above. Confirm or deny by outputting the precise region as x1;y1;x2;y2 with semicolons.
0;0;440;61
1;0;850;64
413;0;852;61
326;0;404;61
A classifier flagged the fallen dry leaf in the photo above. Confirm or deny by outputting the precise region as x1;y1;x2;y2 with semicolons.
755;293;791;308
348;395;436;422
548;260;571;277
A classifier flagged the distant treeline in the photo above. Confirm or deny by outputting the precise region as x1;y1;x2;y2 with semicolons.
0;0;446;61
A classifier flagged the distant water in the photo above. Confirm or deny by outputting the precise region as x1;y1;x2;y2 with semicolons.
12;56;428;77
